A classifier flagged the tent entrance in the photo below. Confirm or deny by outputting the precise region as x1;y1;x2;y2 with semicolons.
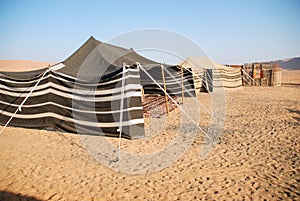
139;64;196;119
142;95;179;118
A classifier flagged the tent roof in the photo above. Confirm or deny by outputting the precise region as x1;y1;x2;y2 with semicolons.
0;36;169;79
59;36;159;78
0;67;49;80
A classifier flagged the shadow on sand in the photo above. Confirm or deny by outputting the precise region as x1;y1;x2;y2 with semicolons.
0;191;43;201
281;83;300;87
286;108;300;122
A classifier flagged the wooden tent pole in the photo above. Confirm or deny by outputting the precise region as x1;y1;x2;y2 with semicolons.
161;65;170;116
181;65;184;104
141;87;145;102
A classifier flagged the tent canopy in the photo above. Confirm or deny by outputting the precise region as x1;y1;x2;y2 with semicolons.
60;36;159;79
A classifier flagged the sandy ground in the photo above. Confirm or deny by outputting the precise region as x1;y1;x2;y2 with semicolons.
0;68;299;200
0;60;55;72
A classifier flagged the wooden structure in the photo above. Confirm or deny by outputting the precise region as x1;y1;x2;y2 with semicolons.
161;65;170;116
242;62;281;86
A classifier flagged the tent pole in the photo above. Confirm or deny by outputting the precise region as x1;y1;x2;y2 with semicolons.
181;65;184;104
179;66;232;98
138;64;211;141
117;63;127;161
161;65;169;116
141;87;145;102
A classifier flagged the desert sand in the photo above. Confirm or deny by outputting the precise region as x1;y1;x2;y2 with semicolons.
0;64;299;200
0;60;55;72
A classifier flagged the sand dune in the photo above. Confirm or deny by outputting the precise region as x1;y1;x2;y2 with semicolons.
0;69;299;200
0;60;56;72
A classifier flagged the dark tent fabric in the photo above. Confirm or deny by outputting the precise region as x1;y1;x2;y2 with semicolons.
59;36;159;78
200;69;213;92
60;36;195;96
140;66;195;96
0;36;195;139
0;67;49;80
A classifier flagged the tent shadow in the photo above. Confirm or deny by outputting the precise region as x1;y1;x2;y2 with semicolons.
0;191;43;201
282;82;300;87
286;108;300;122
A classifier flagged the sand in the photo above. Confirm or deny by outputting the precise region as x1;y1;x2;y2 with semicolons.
0;67;299;200
0;60;55;72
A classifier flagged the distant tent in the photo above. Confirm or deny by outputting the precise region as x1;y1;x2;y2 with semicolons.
179;57;242;93
0;36;195;139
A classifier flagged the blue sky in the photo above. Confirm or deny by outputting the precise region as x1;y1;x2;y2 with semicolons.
0;0;299;64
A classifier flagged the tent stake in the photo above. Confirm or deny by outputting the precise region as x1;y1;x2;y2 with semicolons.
161;65;169;116
117;63;127;161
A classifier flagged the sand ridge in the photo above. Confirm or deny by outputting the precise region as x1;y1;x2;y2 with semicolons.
0;70;299;200
0;60;56;72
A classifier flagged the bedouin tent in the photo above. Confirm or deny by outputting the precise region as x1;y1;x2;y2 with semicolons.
180;57;242;93
0;36;195;139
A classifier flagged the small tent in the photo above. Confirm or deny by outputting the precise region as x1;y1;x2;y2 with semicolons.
0;36;195;139
180;57;242;93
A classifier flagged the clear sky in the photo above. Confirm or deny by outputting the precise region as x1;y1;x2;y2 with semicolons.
0;0;299;64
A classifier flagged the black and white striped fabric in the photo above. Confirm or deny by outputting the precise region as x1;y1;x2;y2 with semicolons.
180;57;242;92
212;67;242;89
0;67;145;139
140;65;196;97
0;37;198;139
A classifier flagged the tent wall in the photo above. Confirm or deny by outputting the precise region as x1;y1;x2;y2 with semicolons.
140;66;196;97
0;67;145;139
192;67;242;92
213;67;242;89
200;69;213;92
180;57;243;93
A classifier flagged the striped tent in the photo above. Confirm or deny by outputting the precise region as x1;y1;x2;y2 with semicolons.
180;57;242;92
0;37;195;139
140;65;195;97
